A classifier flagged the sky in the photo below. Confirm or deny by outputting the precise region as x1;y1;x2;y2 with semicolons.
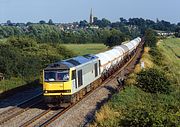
0;0;179;24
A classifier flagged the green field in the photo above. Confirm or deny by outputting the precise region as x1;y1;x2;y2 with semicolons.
159;38;180;84
62;43;108;56
161;38;180;57
0;39;107;55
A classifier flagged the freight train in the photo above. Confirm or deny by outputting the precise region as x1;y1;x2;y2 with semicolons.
42;37;141;106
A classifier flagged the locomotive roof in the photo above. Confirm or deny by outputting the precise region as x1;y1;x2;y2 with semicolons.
45;54;98;70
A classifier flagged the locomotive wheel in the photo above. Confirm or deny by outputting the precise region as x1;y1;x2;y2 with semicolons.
76;93;80;101
79;90;83;99
83;88;86;96
71;95;76;104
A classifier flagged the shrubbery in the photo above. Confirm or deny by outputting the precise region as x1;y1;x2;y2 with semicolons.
0;36;75;91
93;86;180;127
149;47;164;65
7;36;38;49
136;68;171;94
121;108;153;127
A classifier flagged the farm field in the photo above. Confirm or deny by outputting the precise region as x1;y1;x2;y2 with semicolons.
159;38;180;84
161;38;180;57
62;43;108;56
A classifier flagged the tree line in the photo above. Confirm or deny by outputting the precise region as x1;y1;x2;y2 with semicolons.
0;24;112;44
0;18;179;44
0;17;179;89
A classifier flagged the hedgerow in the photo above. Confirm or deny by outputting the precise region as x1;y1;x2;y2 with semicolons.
0;36;75;91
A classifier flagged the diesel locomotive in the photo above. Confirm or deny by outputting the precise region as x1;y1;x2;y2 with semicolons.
42;37;141;106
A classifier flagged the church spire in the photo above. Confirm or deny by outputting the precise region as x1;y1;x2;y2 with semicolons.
89;8;93;24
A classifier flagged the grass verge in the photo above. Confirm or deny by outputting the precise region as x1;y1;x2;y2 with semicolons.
91;37;180;127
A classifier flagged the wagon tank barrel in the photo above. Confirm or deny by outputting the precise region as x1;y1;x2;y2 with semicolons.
42;37;142;107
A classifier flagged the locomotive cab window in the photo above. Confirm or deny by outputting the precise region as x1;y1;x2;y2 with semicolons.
44;70;69;82
99;60;101;75
78;70;83;87
94;63;98;77
72;70;77;88
72;70;76;80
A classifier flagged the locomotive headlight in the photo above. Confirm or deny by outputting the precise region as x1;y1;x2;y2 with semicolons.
44;90;48;93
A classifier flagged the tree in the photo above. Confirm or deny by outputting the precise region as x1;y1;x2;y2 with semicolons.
93;18;111;28
93;17;98;23
79;20;88;28
175;27;180;37
104;29;126;47
48;19;54;25
101;18;111;27
144;29;158;47
7;20;12;26
39;20;46;24
7;36;37;49
120;17;127;23
26;22;33;26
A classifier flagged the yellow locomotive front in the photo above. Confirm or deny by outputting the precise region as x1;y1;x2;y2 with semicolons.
42;55;101;106
43;66;74;105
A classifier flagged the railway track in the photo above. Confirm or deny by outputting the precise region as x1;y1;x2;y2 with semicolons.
19;87;101;127
18;41;144;127
0;40;144;127
0;93;42;125
20;107;52;127
20;89;102;127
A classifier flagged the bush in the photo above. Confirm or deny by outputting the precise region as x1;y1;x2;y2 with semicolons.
120;106;179;127
136;68;171;94
0;36;75;91
111;86;179;127
149;47;164;66
120;108;153;127
7;36;37;49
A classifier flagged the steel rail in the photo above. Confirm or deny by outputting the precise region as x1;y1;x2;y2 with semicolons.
0;93;43;124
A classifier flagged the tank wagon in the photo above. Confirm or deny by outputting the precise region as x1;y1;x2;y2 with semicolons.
42;37;141;106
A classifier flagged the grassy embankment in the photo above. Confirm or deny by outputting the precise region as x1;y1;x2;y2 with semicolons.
0;38;107;93
91;38;180;127
158;38;180;85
